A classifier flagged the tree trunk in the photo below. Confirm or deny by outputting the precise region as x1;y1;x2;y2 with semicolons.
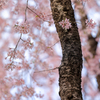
50;0;83;100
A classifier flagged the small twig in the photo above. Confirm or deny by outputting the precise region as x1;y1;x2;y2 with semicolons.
25;0;28;22
27;7;50;22
9;33;22;65
46;14;52;16
39;40;59;50
20;38;26;42
49;40;60;48
27;7;40;18
34;67;59;73
14;33;22;52
13;33;22;58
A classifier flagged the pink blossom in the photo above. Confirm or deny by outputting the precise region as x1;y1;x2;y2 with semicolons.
13;79;25;86
59;18;72;30
7;49;16;61
22;38;34;49
86;19;96;29
0;0;7;9
14;22;30;34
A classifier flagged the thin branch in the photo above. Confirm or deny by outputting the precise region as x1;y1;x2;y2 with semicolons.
25;0;28;22
39;40;60;51
34;67;59;73
9;33;22;65
49;40;60;48
6;0;29;68
14;33;22;52
20;38;26;42
27;7;40;18
46;14;52;16
27;7;50;22
13;33;22;57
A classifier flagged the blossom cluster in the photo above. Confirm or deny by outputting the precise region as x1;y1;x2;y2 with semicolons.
22;38;33;49
59;18;72;30
5;48;16;61
0;0;7;9
14;22;30;34
86;19;96;29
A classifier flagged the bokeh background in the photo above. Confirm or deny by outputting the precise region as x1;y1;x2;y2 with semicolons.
0;0;100;100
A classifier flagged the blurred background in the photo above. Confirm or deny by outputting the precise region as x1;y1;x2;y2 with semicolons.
0;0;100;100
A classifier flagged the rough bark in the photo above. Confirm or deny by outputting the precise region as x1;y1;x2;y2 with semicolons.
96;74;100;91
50;0;83;100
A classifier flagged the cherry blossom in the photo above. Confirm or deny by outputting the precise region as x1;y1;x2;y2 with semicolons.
86;19;96;29
59;18;72;30
0;0;7;9
0;0;100;99
14;22;30;34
